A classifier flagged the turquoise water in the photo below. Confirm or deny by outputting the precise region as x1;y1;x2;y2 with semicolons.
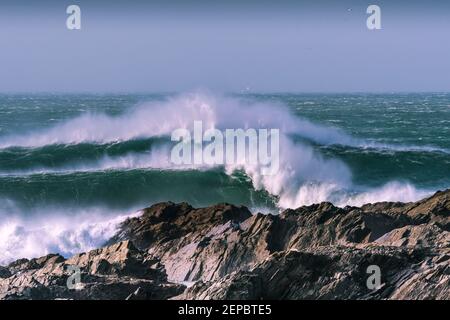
0;92;448;263
283;93;450;189
0;92;449;208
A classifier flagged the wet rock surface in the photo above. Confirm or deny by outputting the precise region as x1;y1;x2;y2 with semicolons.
1;190;449;300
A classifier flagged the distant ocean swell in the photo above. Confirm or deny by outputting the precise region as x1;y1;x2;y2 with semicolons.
0;92;448;263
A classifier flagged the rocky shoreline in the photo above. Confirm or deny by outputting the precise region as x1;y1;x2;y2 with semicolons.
1;190;449;300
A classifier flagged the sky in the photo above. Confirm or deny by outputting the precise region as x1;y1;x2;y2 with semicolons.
0;0;449;93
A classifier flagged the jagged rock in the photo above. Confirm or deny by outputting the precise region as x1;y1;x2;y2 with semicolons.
117;190;450;298
110;202;252;249
375;223;450;248
0;266;11;279
6;254;66;276
1;189;449;300
65;240;166;281
278;202;412;249
361;189;450;230
0;241;185;300
176;247;449;300
110;202;262;282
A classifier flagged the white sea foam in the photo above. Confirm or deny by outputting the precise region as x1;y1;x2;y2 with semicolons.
335;181;431;207
0;92;439;209
0;204;140;265
0;92;441;264
1;92;446;153
0;182;432;265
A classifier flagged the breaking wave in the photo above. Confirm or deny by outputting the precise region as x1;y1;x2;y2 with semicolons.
0;203;140;265
0;92;447;153
0;91;443;264
0;92;437;209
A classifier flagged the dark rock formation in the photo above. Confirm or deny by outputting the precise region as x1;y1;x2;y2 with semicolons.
1;190;449;300
177;246;449;300
0;241;184;300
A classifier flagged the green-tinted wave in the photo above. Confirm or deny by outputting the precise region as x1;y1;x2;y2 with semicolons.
0;168;277;211
0;137;168;172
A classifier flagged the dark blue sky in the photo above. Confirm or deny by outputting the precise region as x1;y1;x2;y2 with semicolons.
1;0;449;92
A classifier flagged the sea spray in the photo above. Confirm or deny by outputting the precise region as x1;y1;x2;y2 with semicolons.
0;205;141;265
0;92;446;264
0;92;439;209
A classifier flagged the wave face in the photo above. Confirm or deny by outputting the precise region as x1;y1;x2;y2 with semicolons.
0;92;449;263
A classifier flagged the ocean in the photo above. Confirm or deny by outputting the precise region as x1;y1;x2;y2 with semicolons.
0;92;449;263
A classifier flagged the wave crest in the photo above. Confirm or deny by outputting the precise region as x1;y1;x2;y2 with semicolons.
0;92;439;209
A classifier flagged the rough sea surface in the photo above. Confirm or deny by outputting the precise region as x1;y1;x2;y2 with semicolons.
0;92;449;263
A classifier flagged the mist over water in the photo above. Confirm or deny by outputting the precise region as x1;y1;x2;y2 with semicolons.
0;92;448;263
0;203;141;265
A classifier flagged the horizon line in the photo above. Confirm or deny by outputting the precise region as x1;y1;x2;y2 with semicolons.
1;90;450;95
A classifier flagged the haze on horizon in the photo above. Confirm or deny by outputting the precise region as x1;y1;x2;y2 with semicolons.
0;0;449;93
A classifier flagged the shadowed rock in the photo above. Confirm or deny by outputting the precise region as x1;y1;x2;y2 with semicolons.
1;190;449;300
0;241;184;300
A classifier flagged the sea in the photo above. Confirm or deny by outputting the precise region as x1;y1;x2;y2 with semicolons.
0;91;449;263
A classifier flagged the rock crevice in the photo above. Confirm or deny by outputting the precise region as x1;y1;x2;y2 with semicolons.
1;190;449;300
